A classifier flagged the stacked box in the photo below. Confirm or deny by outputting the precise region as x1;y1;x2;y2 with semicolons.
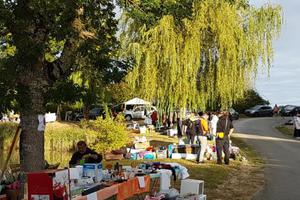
27;169;70;200
180;179;204;196
156;150;167;159
134;142;150;149
83;163;103;182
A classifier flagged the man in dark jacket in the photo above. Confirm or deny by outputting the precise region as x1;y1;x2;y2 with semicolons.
216;111;234;165
69;141;102;166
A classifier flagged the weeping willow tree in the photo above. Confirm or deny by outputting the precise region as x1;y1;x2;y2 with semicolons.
118;0;282;112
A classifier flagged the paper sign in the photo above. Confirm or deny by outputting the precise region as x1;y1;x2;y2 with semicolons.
137;176;145;188
38;115;45;131
87;192;97;200
69;168;80;179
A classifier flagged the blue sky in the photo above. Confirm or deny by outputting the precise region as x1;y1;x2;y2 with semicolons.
251;0;300;106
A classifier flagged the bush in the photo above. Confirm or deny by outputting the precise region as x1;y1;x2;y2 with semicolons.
0;122;18;150
81;115;129;154
1;115;129;155
0;122;18;139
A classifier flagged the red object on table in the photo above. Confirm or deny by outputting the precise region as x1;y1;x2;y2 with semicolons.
0;194;7;200
27;169;70;200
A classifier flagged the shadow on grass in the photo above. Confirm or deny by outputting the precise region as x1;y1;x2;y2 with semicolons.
149;140;174;147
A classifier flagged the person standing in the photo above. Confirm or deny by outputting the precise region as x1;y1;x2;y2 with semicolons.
293;111;300;139
216;111;234;165
196;112;209;164
210;112;219;139
177;116;183;138
273;104;280;116
151;110;158;128
185;117;196;144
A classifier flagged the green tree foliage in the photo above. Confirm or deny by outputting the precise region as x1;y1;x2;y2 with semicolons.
118;0;282;112
0;0;118;173
233;89;270;113
81;115;129;153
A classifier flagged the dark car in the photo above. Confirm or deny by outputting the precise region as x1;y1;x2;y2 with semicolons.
75;107;105;121
244;105;273;117
281;105;300;116
229;108;239;120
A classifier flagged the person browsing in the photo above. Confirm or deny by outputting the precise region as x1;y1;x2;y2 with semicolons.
69;141;102;167
216;111;234;165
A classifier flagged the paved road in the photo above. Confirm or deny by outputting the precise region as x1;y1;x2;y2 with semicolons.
233;117;300;200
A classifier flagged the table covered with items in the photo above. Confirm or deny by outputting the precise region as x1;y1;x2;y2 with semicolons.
23;161;206;200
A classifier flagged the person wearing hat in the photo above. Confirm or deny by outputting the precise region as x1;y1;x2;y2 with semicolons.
216;111;234;165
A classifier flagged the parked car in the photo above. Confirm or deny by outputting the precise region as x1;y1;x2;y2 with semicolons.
229;108;239;120
75;107;105;121
124;105;157;121
281;105;300;116
244;105;273;117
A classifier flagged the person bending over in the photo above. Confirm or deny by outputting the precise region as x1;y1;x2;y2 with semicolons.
69;141;102;167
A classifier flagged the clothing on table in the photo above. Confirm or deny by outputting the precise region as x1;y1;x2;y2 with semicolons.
69;147;102;166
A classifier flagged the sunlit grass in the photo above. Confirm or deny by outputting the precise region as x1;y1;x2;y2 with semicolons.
276;125;293;136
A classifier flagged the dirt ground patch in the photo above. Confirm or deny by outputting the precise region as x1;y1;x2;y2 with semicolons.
208;164;264;200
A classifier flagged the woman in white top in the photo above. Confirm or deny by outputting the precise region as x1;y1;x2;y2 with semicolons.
210;112;219;137
293;111;300;139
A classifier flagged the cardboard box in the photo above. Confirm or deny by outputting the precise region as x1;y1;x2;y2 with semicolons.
134;142;150;149
156;150;167;159
104;152;124;161
167;129;178;137
27;169;70;200
180;179;204;196
83;163;103;182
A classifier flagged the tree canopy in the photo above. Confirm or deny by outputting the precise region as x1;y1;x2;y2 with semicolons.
119;0;282;112
0;0;118;174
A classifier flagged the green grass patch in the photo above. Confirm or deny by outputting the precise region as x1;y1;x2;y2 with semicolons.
104;134;263;199
231;137;265;166
276;125;293;136
104;159;230;192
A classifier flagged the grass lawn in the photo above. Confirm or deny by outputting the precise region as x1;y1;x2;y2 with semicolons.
276;125;294;136
1;121;265;199
106;131;265;200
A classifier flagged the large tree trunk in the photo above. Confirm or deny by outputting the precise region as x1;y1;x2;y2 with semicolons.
19;113;45;172
19;72;47;198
